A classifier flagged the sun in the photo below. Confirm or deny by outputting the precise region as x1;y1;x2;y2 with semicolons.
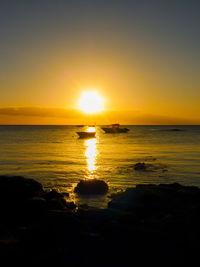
79;91;103;113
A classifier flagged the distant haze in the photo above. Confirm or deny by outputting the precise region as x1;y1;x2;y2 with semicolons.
0;107;199;125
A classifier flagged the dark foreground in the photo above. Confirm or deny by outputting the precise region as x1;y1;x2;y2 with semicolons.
1;176;200;266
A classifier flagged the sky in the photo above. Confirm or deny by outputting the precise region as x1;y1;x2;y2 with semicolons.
0;0;199;124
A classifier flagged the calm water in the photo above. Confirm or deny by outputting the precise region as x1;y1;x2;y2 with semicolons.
0;125;200;207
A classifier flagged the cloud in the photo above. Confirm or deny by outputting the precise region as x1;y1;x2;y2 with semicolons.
0;107;79;118
0;107;103;125
0;106;199;125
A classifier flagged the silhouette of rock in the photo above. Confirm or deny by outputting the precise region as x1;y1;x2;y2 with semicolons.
0;175;44;201
0;176;75;223
46;197;67;210
171;128;183;131
65;201;76;209
74;179;109;195
1;176;200;266
161;128;184;132
44;189;64;200
108;182;200;212
43;189;74;210
27;196;47;214
134;162;147;170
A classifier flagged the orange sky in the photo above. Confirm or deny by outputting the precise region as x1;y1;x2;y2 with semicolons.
0;107;199;125
0;1;200;125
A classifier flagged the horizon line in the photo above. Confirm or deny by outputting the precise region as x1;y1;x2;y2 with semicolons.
0;124;200;126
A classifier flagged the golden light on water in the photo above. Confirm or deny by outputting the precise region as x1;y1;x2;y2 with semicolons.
87;126;95;132
79;91;103;113
85;137;97;174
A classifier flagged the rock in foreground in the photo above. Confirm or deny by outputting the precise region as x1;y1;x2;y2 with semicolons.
1;176;200;266
0;175;44;200
74;179;109;195
0;176;76;223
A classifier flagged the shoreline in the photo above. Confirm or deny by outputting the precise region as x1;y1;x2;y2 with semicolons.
1;175;200;266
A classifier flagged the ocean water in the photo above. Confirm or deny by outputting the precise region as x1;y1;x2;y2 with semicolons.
0;125;200;207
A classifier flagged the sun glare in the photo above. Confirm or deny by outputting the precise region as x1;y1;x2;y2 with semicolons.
79;91;103;113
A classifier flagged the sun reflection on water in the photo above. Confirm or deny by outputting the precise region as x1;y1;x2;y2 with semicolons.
85;138;97;173
87;126;95;132
84;127;97;179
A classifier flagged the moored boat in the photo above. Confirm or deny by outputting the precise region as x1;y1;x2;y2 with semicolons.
102;124;129;133
76;131;96;139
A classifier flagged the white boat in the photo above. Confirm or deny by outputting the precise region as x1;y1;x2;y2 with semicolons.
102;124;129;133
76;131;96;139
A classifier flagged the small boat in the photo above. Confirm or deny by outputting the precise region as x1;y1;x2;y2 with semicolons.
76;131;96;139
102;124;129;134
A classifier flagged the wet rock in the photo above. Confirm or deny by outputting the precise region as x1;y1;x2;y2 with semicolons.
0;176;72;224
66;201;76;210
108;188;140;210
104;182;200;266
74;179;109;195
161;128;183;132
171;128;183;131
62;192;69;198
108;182;200;213
0;175;44;201
43;189;70;210
44;189;64;200
79;204;90;209
134;162;147;170
47;198;67;210
27;197;47;214
0;176;45;222
1;176;200;266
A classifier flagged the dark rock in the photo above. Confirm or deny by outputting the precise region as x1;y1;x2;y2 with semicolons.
27;197;47;214
1;176;200;266
0;176;44;201
161;128;184;132
108;188;140;210
158;182;183;190
44;189;64;200
62;192;69;198
171;128;183;131
79;204;90;209
74;179;109;195
108;182;194;212
66;201;76;209
0;176;45;222
134;162;147;170
47;198;67;210
44;189;70;210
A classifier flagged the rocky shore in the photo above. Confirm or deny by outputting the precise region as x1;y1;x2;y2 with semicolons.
0;175;200;266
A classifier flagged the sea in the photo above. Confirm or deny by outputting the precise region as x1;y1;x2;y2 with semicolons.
0;125;200;207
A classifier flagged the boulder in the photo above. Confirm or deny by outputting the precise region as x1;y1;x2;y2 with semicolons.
66;201;76;210
171;128;183;131
0;176;44;201
27;197;47;214
47;198;67;210
44;189;64;200
44;189;70;210
134;162;147;170
74;179;109;195
0;176;45;223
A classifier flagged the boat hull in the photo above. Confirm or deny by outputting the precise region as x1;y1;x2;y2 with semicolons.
102;127;129;133
76;132;96;139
